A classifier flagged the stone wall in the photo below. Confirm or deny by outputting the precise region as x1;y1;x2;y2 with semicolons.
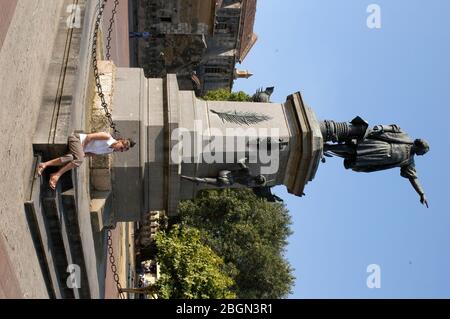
90;61;116;191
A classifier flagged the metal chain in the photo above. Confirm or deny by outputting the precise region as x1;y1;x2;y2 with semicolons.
107;229;126;299
92;0;120;138
92;0;125;299
106;0;120;61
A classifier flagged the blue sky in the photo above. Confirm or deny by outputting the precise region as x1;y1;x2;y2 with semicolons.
234;0;450;298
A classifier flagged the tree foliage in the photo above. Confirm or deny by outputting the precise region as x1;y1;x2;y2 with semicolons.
202;88;252;102
155;225;236;299
177;188;295;299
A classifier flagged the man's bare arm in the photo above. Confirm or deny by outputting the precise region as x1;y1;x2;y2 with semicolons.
83;132;111;147
408;178;429;208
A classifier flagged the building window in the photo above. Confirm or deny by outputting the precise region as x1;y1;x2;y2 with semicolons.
205;67;227;74
160;17;172;23
216;23;228;30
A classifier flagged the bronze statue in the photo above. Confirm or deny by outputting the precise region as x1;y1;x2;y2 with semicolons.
321;117;430;208
252;86;274;103
253;186;284;203
181;158;267;188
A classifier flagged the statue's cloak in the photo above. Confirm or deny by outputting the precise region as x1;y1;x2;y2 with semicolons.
346;127;416;177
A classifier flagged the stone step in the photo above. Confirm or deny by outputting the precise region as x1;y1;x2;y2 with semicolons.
24;156;93;299
89;191;112;298
24;155;64;299
60;188;92;299
33;0;87;159
41;192;76;299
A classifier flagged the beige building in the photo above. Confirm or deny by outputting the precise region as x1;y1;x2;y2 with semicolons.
135;0;258;95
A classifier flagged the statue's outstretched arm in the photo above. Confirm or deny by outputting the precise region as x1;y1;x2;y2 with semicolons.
181;175;220;186
408;177;429;208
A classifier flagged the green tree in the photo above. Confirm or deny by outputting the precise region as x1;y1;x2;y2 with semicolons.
202;88;252;102
155;225;236;299
177;188;295;299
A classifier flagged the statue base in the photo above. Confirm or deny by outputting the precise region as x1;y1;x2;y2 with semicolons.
111;69;323;219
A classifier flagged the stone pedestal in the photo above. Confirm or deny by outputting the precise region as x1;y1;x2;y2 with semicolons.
111;69;323;220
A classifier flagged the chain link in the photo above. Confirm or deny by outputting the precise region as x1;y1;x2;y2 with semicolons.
107;229;126;299
92;0;120;138
106;0;120;61
92;0;125;299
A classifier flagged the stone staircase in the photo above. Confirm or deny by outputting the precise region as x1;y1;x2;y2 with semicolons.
25;156;89;298
23;0;107;299
25;154;111;299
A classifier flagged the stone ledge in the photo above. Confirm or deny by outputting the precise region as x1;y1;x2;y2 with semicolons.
91;168;112;192
90;191;113;232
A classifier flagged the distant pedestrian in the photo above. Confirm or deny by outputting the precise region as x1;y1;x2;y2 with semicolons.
129;31;151;39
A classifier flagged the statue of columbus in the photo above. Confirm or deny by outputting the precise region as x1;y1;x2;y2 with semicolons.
321;117;430;207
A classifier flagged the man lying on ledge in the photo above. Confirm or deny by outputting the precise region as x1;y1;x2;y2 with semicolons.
38;132;136;190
